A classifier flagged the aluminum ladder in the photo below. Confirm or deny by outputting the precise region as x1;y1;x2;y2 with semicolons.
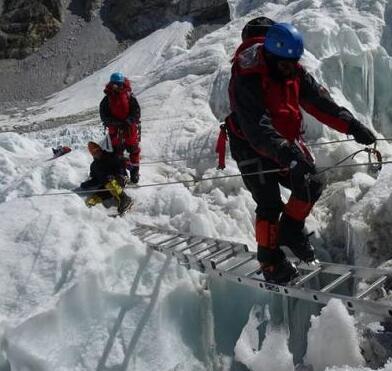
131;223;392;318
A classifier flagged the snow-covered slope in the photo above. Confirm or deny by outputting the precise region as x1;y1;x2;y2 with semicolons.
0;0;392;370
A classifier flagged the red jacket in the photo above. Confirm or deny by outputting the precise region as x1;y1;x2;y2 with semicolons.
99;78;141;147
227;38;357;164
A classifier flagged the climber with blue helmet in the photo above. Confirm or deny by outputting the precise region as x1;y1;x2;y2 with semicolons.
263;22;304;80
218;20;376;283
110;72;125;85
100;72;141;184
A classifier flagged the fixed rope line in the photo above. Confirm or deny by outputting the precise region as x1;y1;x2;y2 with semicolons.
308;137;392;146
317;147;383;175
20;159;392;199
140;138;392;166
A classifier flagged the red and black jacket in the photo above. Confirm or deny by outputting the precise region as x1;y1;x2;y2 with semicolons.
100;78;140;126
227;40;358;164
99;78;141;147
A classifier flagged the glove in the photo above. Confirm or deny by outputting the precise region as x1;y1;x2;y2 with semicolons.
289;158;316;185
278;142;315;171
278;142;316;183
349;121;376;145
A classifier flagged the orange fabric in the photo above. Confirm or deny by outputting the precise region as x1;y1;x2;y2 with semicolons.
88;142;102;157
284;196;313;221
255;218;278;249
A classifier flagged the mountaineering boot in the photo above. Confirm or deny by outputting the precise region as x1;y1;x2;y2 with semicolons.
118;192;134;215
104;178;134;214
255;217;298;284
279;214;315;263
129;166;140;184
261;259;299;284
85;194;103;207
257;247;299;284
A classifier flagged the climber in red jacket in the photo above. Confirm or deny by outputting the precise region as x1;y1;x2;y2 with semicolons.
223;18;376;283
100;72;141;184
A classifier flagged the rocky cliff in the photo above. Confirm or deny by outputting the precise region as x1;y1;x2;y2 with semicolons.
0;0;229;59
0;0;63;58
105;0;229;40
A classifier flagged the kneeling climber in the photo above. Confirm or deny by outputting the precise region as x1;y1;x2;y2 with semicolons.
80;141;134;215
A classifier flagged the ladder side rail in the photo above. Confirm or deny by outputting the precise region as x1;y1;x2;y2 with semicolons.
209;269;392;318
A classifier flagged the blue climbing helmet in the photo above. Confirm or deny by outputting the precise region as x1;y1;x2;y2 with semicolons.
110;72;125;85
264;23;304;59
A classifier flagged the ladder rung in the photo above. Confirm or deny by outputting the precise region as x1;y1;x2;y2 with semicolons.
154;237;191;251
211;250;240;269
225;255;255;272
204;244;233;261
131;226;146;235
245;265;261;277
295;266;323;287
132;227;152;236
321;271;353;293
156;235;182;245
134;225;392;317
177;239;204;254
192;243;219;257
139;230;160;240
356;275;388;299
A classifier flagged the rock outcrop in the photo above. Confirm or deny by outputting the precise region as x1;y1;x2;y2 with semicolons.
0;0;63;58
0;0;229;59
99;0;229;40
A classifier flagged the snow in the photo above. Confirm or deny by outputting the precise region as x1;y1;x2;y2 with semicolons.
304;299;365;371
0;0;392;369
234;305;295;371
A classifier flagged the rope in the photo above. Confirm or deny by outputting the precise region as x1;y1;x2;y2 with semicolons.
316;147;383;175
20;159;392;199
139;138;392;166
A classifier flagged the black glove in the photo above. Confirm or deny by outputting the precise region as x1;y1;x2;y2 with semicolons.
278;142;315;171
349;121;376;145
278;142;316;183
